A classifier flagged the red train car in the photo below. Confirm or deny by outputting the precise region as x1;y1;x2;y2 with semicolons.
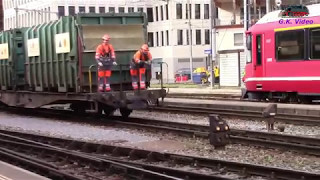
242;4;320;103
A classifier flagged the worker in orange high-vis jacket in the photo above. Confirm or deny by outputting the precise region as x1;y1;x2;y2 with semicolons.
95;34;117;92
130;44;152;90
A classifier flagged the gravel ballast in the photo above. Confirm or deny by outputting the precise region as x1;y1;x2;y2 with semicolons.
0;110;319;175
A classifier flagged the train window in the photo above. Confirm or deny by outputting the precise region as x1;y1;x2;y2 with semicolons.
246;34;252;64
310;29;320;59
256;35;261;65
276;30;304;61
246;35;252;50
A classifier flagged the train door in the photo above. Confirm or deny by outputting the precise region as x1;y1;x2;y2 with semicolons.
253;34;263;78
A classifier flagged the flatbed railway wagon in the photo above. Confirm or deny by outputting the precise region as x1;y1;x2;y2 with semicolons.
0;13;166;117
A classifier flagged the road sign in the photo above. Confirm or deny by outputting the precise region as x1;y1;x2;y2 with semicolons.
204;49;212;54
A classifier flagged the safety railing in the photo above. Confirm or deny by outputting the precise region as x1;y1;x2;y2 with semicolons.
88;62;166;93
88;64;96;93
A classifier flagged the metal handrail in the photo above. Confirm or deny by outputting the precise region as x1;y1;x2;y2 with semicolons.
88;61;165;93
89;64;96;93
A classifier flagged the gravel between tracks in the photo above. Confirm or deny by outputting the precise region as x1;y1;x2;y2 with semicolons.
0;110;319;175
130;110;320;138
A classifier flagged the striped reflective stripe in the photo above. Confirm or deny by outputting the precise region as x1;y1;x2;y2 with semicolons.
274;24;320;32
0;175;13;180
245;76;320;82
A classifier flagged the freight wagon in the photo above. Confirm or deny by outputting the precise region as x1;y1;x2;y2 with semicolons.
0;13;166;117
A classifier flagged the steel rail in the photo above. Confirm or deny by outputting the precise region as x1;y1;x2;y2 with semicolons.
108;117;320;156
167;93;241;101
0;133;182;180
2;106;320;156
153;104;320;126
0;132;231;180
0;129;319;180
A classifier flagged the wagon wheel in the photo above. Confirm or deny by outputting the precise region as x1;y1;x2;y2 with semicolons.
120;108;132;119
103;107;116;117
70;103;86;114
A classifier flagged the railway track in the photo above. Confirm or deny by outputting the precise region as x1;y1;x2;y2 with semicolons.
110;117;320;157
153;104;320;126
0;132;182;180
2;106;320;157
167;93;241;101
0;129;319;180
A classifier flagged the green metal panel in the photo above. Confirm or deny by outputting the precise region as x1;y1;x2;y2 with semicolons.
76;13;148;92
0;29;27;90
12;28;28;89
0;31;11;90
25;16;78;92
2;13;148;93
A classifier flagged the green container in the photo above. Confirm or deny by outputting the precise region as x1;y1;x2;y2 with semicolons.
23;12;147;92
0;28;27;90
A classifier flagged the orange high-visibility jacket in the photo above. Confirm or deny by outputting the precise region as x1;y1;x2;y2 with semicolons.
95;44;116;60
133;50;152;63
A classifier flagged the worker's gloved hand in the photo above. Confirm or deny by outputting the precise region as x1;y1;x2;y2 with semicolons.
113;61;117;65
98;62;103;66
136;60;141;64
145;61;151;65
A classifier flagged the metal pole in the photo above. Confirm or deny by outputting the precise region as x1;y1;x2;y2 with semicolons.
248;0;251;28
266;0;270;13
244;0;248;32
243;0;248;88
253;0;257;24
15;0;18;28
210;0;217;89
188;0;193;82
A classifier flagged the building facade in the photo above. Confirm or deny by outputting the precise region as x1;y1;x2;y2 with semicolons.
3;0;214;84
4;0;317;86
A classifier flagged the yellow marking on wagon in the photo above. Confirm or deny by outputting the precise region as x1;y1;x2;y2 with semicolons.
275;24;320;32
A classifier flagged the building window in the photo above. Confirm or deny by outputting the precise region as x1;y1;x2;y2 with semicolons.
195;4;200;19
79;6;85;13
177;30;183;45
166;4;169;20
138;7;144;13
310;28;320;59
186;30;189;45
147;8;153;22
187;30;192;45
186;4;191;19
48;7;51;20
196;30;201;45
241;7;265;22
156;32;159;46
99;7;105;13
166;30;169;46
161;31;164;46
234;33;243;46
155;7;159;21
176;3;182;19
204;4;209;19
276;30;304;61
161;6;164;21
205;29;210;44
128;7;134;12
58;6;65;17
119;7;125;13
68;6;75;16
89;6;95;13
109;7;115;13
148;32;154;47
